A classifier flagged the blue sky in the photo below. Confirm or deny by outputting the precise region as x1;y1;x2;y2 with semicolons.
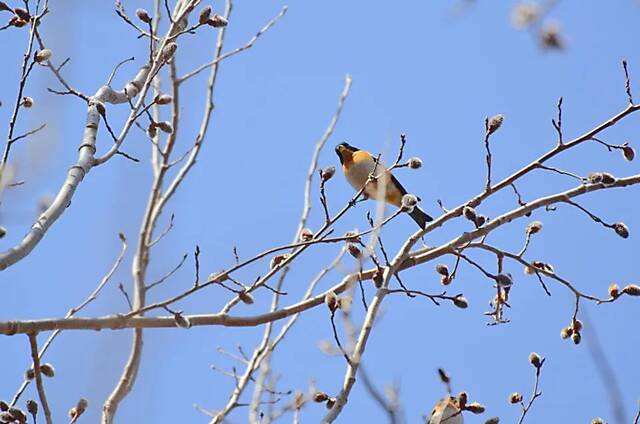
1;1;639;423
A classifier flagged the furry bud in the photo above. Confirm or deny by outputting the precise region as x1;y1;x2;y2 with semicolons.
475;214;487;227
457;392;468;408
39;363;55;377
199;6;212;24
135;8;152;23
270;254;289;269
0;401;8;411
591;418;606;424
173;312;192;329
487;114;504;135
34;49;52;63
238;291;254;305
157;121;173;134
622;145;635;161
528;352;542;368
401;194;418;210
325;291;338;312
161;42;178;61
406;157;423;169
372;268;383;288
466;402;486;414
509;392;523;404
207;15;228;27
13;7;30;20
26;400;38;416
0;226;5;239
572;331;582;345
326;397;336;409
453;295;468;309
154;94;173;105
7;407;27;422
9;16;27;27
435;264;449;276
321;166;336;182
613;222;629;239
147;124;158;138
0;2;11;12
463;206;477;222
622;284;640;296
608;283;620;298
299;228;314;242
313;392;329;403
601;172;616;185
346;243;362;259
21;96;33;108
572;319;583;332
560;326;573;339
494;273;513;288
588;172;603;184
526;221;543;235
485;417;500;424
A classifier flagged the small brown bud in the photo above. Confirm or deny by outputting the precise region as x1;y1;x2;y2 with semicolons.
207;14;228;28
0;2;12;12
572;319;583;332
299;228;314;242
34;49;52;63
453;295;468;309
622;284;640;296
7;407;27;422
457;392;468;409
613;222;629;239
154;94;173;105
401;194;418;210
269;254;289;269
238;291;254;305
321;166;336;182
441;275;451;285
173;312;192;328
325;291;338;312
588;172;604;184
95;101;106;116
560;326;573;339
157;121;173;134
591;418;606;424
25;400;37;416
325;397;336;409
526;221;543;235
463;206;477;222
161;42;178;61
528;352;542;368
313;392;329;403
0;411;14;423
466;402;486;414
485;417;500;424
13;7;30;20
21;96;33;108
487;114;504;135
199;5;213;24
25;368;35;380
437;368;450;384
622;145;635;161
512;3;538;29
68;398;88;420
608;283;620;298
435;264;449;276
9;16;27;27
147;124;158;138
406;157;423;169
601;172;616;185
0;401;8;411
343;230;360;242
39;363;55;377
135;8;152;23
509;392;523;404
346;243;362;259
494;273;513;287
572;331;582;345
475;214;487;227
540;23;564;50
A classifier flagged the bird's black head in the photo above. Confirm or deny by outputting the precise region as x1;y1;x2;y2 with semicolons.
335;142;360;165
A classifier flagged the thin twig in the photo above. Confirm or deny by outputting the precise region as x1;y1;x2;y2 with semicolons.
27;334;53;424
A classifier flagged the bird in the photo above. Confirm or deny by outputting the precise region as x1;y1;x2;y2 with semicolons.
427;396;464;424
335;142;433;228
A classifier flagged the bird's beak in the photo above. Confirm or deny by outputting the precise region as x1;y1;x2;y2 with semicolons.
335;145;344;164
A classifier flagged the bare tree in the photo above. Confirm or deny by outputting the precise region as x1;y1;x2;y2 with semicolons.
0;1;638;424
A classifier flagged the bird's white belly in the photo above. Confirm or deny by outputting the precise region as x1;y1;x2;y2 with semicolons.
346;160;389;201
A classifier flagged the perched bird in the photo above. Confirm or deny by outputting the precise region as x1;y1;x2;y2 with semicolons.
335;142;433;228
427;396;464;424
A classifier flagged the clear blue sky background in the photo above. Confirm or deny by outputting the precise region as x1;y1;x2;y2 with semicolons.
1;1;639;423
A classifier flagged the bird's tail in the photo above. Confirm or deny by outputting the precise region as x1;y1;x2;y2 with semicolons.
409;207;433;229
